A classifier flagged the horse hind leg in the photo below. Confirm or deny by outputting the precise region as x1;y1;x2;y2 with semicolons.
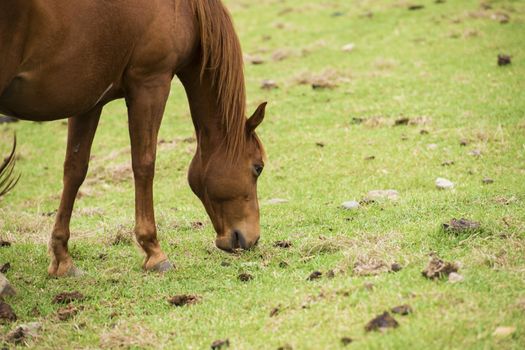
126;75;173;272
48;107;101;277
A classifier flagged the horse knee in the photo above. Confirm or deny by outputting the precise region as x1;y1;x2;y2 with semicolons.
135;226;157;245
132;157;155;180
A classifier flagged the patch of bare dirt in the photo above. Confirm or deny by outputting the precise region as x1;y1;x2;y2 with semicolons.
422;255;459;279
365;312;399;332
52;291;85;304
167;295;200;307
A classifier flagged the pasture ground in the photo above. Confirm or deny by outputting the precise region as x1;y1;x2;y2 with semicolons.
1;0;525;348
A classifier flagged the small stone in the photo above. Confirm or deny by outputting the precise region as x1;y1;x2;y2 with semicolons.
0;273;16;297
436;178;454;190
245;54;265;65
391;304;413;315
448;272;464;283
342;201;360;210
266;198;289;205
482;178;494;184
341;43;355;52
492;326;516;337
459;139;469;146
307;271;322;281
261;80;279;90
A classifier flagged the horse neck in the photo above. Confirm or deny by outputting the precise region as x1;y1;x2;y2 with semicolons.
178;65;230;160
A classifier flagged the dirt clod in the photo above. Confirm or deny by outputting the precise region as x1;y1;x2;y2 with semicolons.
482;178;494;184
0;262;10;273
211;339;230;349
341;337;353;346
0;239;11;247
391;304;413;315
390;263;403;272
261;80;279;90
238;273;253;282
408;5;425;10
365;312;399;332
168;295;200;307
422;256;459;279
394;118;410;126
498;54;511;66
307;271;322;281
270;307;280;317
274;240;292;249
52;291;85;304
0;301;17;323
57;305;80;321
443;218;481;234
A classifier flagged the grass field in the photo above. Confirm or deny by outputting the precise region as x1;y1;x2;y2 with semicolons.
1;0;525;348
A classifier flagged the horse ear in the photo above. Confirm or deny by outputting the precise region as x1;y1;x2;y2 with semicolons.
246;102;267;134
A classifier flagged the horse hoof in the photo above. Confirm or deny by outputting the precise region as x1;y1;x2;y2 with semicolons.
150;260;174;273
66;266;85;278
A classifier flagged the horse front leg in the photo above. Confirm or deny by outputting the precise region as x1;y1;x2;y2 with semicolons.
48;107;101;277
126;75;173;272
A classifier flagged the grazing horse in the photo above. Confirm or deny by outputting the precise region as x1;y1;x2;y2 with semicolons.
0;0;267;277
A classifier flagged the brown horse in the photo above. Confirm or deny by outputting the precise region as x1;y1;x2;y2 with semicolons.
0;0;267;277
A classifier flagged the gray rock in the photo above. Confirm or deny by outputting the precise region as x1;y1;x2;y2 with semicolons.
448;272;464;283
0;273;16;297
436;177;454;190
341;201;360;210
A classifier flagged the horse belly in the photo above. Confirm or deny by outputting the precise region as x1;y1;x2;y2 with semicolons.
0;66;119;122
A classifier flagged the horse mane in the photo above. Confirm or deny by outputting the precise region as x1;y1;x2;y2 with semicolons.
191;0;247;160
0;136;20;197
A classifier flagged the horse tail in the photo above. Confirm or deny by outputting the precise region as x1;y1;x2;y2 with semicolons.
0;136;20;197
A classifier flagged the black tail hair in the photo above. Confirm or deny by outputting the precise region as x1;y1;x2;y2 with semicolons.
0;136;20;197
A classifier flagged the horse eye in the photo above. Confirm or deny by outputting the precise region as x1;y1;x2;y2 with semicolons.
253;164;264;177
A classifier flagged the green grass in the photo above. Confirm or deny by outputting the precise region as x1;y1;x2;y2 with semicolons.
1;0;525;348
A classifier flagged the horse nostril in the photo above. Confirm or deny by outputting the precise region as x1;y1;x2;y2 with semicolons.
231;230;241;249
